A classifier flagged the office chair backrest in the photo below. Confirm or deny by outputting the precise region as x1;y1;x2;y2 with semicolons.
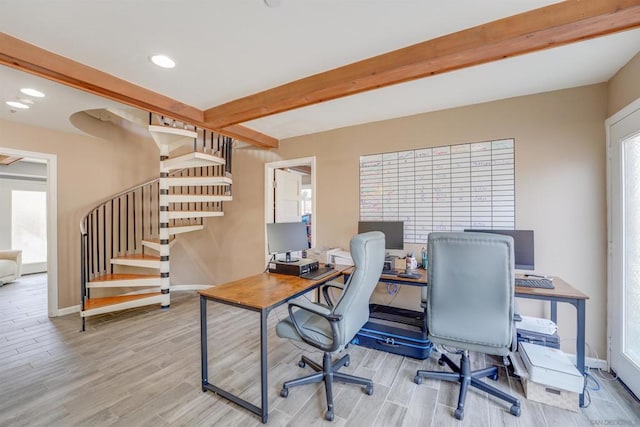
333;231;385;345
427;232;515;352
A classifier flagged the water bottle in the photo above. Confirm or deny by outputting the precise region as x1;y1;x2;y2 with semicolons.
421;247;427;270
406;252;417;272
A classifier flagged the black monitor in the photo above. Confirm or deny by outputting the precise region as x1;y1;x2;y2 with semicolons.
464;229;534;270
266;222;309;263
358;221;404;250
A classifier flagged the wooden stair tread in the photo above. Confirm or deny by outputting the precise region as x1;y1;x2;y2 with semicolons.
89;273;158;283
84;292;162;310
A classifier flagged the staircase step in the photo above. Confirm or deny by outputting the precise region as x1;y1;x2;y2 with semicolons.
166;176;232;186
167;194;232;203
162;152;225;170
87;273;159;288
81;292;165;317
169;225;204;235
148;125;197;152
141;238;176;252
169;210;224;220
111;254;161;269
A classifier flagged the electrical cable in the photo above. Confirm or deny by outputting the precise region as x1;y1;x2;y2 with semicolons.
263;254;275;273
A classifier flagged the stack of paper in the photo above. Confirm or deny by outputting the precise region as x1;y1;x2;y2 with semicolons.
327;249;354;266
518;316;557;335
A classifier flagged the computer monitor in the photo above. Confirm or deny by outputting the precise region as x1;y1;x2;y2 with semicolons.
464;229;534;270
358;221;404;250
266;222;309;263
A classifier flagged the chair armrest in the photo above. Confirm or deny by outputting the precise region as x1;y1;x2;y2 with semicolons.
0;250;21;262
321;282;345;307
288;300;343;352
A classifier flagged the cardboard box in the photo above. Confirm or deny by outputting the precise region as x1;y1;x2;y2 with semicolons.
522;378;579;412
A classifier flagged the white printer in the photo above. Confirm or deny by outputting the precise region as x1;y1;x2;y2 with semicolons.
519;342;584;393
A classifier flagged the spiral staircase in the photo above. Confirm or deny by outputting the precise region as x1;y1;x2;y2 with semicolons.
79;115;234;330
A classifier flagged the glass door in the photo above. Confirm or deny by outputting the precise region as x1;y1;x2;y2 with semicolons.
608;102;640;397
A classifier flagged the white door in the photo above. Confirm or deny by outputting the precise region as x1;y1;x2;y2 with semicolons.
274;169;301;223
608;101;640;397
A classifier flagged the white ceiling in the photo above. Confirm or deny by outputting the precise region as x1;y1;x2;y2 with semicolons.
1;0;639;141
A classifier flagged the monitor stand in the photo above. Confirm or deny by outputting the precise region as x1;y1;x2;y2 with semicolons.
278;251;299;263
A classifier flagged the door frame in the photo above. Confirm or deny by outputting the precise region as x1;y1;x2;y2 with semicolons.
0;147;59;317
264;157;316;260
606;97;640;379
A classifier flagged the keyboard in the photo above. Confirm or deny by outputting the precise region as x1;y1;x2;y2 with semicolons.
515;278;555;289
300;267;335;280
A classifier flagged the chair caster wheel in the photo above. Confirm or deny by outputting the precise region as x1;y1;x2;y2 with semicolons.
490;373;499;381
298;360;306;368
280;388;289;398
438;358;446;366
344;356;350;368
454;408;464;420
365;384;373;395
414;375;423;385
325;410;334;421
510;405;521;417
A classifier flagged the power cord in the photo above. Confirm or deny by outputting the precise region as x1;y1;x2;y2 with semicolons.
263;254;275;273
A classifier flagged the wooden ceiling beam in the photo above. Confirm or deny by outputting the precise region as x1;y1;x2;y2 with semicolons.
0;33;278;149
203;0;640;129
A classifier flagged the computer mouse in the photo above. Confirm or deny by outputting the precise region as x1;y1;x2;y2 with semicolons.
325;263;333;268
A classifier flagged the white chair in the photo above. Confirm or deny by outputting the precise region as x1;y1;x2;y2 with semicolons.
0;250;22;285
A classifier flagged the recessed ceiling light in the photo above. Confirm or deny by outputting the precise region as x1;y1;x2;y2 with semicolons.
150;54;176;69
20;88;45;98
19;98;35;105
6;101;30;109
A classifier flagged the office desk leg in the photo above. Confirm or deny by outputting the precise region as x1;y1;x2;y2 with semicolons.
200;296;208;391
550;301;558;324
577;299;586;407
260;310;269;424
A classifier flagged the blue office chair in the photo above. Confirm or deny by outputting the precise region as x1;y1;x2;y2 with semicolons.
276;231;385;421
414;232;521;420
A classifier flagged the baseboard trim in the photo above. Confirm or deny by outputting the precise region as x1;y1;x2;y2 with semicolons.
57;305;80;316
567;353;608;370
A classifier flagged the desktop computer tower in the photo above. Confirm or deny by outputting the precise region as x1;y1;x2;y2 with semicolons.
268;258;319;276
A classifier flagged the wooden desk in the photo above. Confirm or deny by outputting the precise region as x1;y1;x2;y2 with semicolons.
198;266;349;424
347;269;590;407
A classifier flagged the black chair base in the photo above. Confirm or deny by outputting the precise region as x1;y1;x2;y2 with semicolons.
414;351;521;421
280;352;373;421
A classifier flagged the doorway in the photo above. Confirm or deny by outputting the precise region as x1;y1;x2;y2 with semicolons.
265;157;316;260
0;147;58;316
607;98;640;398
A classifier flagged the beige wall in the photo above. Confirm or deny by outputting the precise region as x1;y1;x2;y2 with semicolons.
0;118;158;308
608;52;640;117
261;84;608;358
170;146;281;285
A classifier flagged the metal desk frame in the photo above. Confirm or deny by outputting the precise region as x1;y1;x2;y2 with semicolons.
199;269;345;424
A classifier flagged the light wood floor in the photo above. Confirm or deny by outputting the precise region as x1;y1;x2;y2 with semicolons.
1;274;639;426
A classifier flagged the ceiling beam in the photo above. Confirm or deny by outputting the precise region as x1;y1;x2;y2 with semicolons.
0;33;278;149
203;0;640;129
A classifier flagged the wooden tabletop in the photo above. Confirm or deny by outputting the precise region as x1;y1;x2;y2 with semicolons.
342;268;588;300
514;275;589;300
199;265;350;310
